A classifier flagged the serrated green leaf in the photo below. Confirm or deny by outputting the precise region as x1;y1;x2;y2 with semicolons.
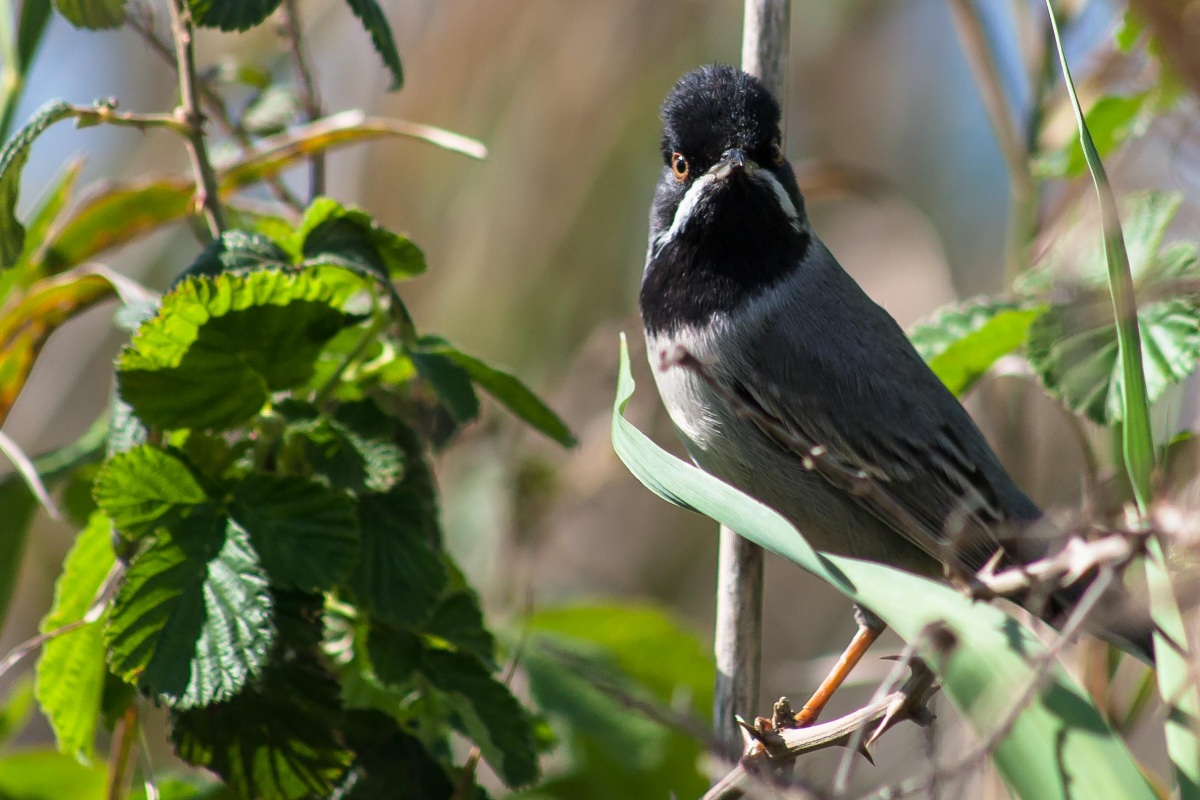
176;230;292;282
117;270;361;431
1028;296;1200;425
0;100;74;269
351;485;445;626
230;473;358;592
909;299;1044;397
344;0;403;90
424;648;538;788
172;653;352;799
333;710;456;800
35;512;114;761
612;334;1154;800
187;0;282;31
278;398;405;494
0;750;107;800
105;508;274;708
425;590;495;668
92;445;208;541
416;336;576;446
52;0;125;28
364;623;423;687
298;197;426;280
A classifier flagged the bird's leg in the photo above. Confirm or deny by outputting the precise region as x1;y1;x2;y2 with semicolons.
793;606;886;727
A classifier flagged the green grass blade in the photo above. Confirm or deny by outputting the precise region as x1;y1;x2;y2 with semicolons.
612;335;1152;800
1045;5;1200;794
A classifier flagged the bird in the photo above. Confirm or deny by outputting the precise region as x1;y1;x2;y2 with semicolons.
638;64;1150;727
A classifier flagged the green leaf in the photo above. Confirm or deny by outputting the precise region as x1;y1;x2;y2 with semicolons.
230;473;359;592
351;485;445;626
35;512;115;761
0;270;116;424
41;179;193;273
425;590;495;668
187;0;282;31
1033;93;1149;180
334;710;455;800
409;348;480;425
298;197;426;280
611;334;1154;800
0;680;35;746
92;445;208;541
0;158;82;295
176;229;292;281
278;399;406;494
344;0;403;90
0;100;74;269
117;270;362;431
909;298;1044;397
1028;294;1200;425
172;654;352;799
415;336;576;446
105;508;274;708
0;750;107;800
52;0;125;28
424;648;539;788
1046;8;1200;796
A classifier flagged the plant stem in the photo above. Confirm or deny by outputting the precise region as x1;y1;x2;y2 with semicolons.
165;0;226;237
126;6;305;213
106;703;138;800
948;0;1035;282
280;0;325;199
708;0;791;769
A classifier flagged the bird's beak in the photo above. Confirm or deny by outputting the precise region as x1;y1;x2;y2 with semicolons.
710;148;747;180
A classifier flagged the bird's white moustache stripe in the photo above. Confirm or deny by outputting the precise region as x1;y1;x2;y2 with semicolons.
652;161;802;257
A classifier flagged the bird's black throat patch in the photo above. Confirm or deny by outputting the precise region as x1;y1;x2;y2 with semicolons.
640;174;810;336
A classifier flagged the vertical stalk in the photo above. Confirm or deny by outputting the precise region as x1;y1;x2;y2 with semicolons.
709;0;790;766
166;0;225;237
280;0;325;199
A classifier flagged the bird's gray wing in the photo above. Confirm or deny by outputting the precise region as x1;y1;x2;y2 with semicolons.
724;256;1041;573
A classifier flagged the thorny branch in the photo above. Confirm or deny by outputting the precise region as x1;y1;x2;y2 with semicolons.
127;4;305;213
166;0;228;236
702;661;938;800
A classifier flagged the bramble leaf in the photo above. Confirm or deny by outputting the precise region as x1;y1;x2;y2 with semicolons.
908;298;1044;397
105;508;274;708
298;197;425;280
52;0;126;28
344;0;403;90
187;0;282;31
92;445;208;541
117;270;362;431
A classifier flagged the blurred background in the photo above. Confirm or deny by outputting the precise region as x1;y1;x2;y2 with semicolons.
3;0;1198;795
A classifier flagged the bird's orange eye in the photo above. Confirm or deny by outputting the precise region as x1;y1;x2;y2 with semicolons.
770;138;784;166
671;152;689;182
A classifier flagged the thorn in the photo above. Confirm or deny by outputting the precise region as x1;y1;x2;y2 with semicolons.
857;742;875;766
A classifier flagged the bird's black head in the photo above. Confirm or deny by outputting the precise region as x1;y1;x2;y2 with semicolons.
641;64;810;335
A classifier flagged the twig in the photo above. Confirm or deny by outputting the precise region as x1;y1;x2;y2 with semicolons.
702;660;937;800
0;561;121;682
948;0;1038;281
969;530;1144;599
106;703;139;800
68;101;189;134
855;568;1116;800
165;0;226;237
126;5;305;213
279;0;325;199
449;747;481;800
710;0;791;766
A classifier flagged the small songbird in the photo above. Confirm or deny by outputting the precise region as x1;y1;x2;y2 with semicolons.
639;64;1149;724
